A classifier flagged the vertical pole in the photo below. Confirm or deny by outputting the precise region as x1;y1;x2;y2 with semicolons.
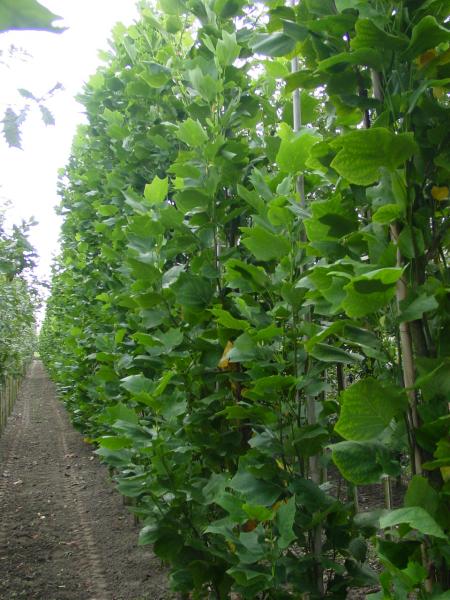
290;1;323;595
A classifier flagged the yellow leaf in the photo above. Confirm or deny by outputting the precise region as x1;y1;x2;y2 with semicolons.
272;498;288;512
432;87;446;99
431;185;449;201
218;340;234;370
441;466;450;483
417;49;437;68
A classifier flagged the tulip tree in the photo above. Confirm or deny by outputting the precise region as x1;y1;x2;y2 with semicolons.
0;214;37;409
41;1;450;597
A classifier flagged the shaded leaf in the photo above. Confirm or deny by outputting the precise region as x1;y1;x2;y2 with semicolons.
379;507;446;539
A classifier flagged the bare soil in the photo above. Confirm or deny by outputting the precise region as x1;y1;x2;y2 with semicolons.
0;361;171;600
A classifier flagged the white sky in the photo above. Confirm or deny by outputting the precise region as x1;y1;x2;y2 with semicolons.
0;0;140;291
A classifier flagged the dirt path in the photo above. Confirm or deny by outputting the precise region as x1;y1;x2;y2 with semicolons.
0;361;170;600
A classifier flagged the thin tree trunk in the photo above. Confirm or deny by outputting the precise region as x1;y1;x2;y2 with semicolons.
291;3;323;594
370;71;423;475
371;70;430;591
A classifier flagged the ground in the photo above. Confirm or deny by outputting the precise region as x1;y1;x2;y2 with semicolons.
0;361;171;600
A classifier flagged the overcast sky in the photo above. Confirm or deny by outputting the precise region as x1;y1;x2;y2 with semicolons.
0;0;139;289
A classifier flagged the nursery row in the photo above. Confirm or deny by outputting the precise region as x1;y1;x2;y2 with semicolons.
40;1;450;598
0;215;37;430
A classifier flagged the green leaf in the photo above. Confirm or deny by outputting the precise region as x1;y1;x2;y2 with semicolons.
171;272;213;308
0;0;64;32
225;259;269;291
121;374;154;395
188;67;220;102
39;105;55;126
154;531;184;560
305;196;358;241
318;48;384;71
343;268;403;318
330;440;396;484
299;91;319;124
2;107;24;148
210;308;249;330
242;503;274;522
177;118;208;147
159;0;184;14
250;32;296;57
275;496;296;549
216;30;240;67
330;129;417;186
399;293;438;322
349;537;368;562
379;507;447;539
144;176;168;205
276;124;321;173
155;371;176;397
241;226;290;261
229;470;281;506
376;539;421;570
397;225;425;260
309;343;362;364
406;15;450;60
101;403;138;425
372;204;404;224
351;19;408;52
228;333;258;362
142;61;171;88
335;378;407;441
96;435;131;450
405;476;439;518
138;523;159;545
175;188;209;213
214;0;247;18
284;70;323;92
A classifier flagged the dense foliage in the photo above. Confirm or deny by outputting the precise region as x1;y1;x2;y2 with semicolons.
0;213;37;387
41;1;450;598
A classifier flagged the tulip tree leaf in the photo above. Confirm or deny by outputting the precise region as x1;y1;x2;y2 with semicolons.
330;440;398;484
229;470;281;506
275;496;297;549
309;343;362;364
177;118;208;147
379;507;446;539
171;272;214;308
251;32;296;57
399;293;438;322
342;268;403;317
350;19;408;52
0;0;64;32
144;176;168;205
241;226;290;261
330;129;417;186
142;62;171;88
406;15;450;59
335;378;408;441
405;476;439;517
276;125;321;173
210;308;249;330
121;374;154;395
318;48;384;71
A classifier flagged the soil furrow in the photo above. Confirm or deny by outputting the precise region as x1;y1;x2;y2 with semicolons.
0;361;170;600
